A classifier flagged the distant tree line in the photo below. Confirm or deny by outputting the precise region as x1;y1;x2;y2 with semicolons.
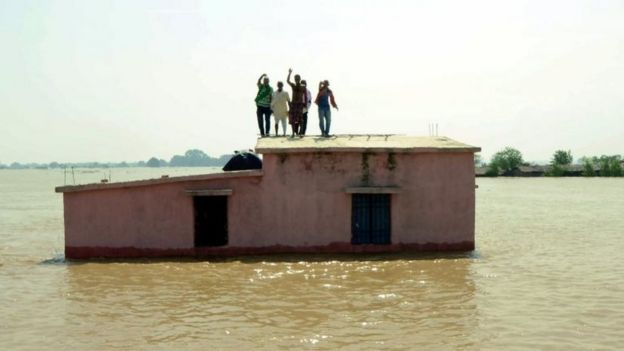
0;160;142;170
145;149;233;168
577;155;623;177
0;149;233;170
476;148;623;177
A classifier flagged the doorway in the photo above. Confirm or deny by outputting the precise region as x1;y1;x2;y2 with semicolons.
351;194;391;244
194;196;228;247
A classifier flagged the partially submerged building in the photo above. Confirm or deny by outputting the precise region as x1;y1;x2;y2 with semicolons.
56;135;480;259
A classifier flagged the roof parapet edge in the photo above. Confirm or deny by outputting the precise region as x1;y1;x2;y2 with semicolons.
55;169;263;194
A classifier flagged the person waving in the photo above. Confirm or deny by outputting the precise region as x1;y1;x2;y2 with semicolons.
315;80;338;137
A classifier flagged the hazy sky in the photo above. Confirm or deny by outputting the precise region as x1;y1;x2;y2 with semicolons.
1;0;623;163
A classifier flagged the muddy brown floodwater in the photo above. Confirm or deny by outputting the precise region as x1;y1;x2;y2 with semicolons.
1;169;623;350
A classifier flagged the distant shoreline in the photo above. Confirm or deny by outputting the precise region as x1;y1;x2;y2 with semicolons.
476;163;624;177
0;149;232;170
0;164;227;170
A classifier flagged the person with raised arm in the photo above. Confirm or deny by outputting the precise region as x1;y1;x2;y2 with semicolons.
254;73;273;137
286;68;307;138
315;80;338;137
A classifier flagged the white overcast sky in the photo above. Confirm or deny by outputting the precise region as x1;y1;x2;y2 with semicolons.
1;0;623;163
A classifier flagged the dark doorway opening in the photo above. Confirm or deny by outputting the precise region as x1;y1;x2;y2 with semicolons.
351;194;391;244
194;196;228;247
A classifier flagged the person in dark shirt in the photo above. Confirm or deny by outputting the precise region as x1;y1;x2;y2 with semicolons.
315;80;338;137
287;68;308;138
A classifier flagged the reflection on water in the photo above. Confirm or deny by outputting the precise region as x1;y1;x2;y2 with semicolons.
1;170;624;350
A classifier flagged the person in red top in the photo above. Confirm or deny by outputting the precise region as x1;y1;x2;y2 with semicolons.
315;80;338;137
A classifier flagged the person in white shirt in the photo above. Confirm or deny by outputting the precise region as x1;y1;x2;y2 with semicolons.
270;81;290;136
301;80;312;136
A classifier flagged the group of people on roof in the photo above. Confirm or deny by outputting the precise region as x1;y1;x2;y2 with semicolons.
255;69;338;138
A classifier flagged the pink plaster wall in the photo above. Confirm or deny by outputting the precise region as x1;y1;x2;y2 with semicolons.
257;152;475;247
63;151;475;258
63;175;264;249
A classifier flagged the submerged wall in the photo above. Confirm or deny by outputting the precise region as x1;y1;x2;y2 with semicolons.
61;151;476;258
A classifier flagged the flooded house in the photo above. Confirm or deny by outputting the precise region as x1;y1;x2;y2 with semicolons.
56;135;481;259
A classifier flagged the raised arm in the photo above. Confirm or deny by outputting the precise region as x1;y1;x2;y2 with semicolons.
257;73;266;87
286;68;293;87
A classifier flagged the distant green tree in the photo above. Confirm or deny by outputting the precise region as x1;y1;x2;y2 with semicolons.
146;157;160;167
547;164;566;177
578;155;622;177
169;149;220;167
547;150;572;176
599;158;610;176
596;155;622;177
485;163;499;177
610;159;623;176
184;149;209;166
582;159;595;176
552;150;573;165
490;147;523;175
169;155;186;167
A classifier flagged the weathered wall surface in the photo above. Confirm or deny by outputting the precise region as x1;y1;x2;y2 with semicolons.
63;175;263;253
259;152;475;247
63;151;475;258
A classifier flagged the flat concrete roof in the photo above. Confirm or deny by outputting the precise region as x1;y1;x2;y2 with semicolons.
255;135;480;154
55;170;263;193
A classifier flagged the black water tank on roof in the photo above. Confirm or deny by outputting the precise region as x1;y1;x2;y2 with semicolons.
222;151;262;171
